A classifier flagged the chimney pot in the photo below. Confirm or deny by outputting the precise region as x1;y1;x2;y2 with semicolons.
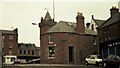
77;12;82;16
110;6;119;17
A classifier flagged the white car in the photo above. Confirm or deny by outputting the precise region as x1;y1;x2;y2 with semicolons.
85;55;103;66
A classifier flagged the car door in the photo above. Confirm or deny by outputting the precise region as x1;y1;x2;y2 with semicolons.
90;56;96;64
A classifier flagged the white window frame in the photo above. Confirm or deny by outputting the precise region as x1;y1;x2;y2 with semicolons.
48;45;55;59
49;34;53;44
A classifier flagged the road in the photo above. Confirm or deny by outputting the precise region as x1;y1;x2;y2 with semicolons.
2;64;103;68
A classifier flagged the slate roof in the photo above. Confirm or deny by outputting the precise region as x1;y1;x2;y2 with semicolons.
0;30;16;34
100;13;120;28
93;19;105;27
18;43;36;49
44;12;51;21
46;21;97;35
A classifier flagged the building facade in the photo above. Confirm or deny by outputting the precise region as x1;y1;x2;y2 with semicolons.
0;28;18;64
86;15;105;32
0;31;2;67
39;12;98;64
98;7;120;57
17;43;40;61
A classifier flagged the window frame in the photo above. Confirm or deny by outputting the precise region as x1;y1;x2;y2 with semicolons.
48;46;55;59
49;34;54;43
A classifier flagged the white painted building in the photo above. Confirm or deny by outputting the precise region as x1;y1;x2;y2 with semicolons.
86;15;105;32
0;31;2;68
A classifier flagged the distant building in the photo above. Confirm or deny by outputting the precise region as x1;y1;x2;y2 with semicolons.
39;12;98;64
0;28;18;64
17;43;40;61
98;7;120;57
86;15;105;32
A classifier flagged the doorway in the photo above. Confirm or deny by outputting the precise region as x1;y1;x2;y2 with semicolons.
69;46;74;63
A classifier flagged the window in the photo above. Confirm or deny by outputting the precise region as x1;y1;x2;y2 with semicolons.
48;46;55;58
24;50;26;55
93;37;97;45
28;50;30;55
32;51;34;55
104;31;107;40
49;34;54;43
9;35;13;40
9;43;13;49
19;50;22;55
107;30;110;39
91;24;94;30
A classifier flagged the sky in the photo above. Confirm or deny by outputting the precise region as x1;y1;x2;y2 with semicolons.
0;0;119;47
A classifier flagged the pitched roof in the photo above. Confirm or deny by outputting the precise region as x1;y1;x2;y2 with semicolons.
46;21;97;35
46;21;76;33
100;13;120;28
93;19;105;27
18;43;36;49
0;30;16;34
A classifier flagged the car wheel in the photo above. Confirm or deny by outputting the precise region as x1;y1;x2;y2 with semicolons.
85;61;89;66
95;62;99;66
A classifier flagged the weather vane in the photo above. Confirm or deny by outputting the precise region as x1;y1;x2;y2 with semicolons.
44;8;49;12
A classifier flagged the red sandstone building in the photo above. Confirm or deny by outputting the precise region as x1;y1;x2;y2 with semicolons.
17;43;40;61
39;12;98;64
0;28;18;64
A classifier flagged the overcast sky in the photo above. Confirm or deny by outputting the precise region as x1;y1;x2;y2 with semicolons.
0;0;119;47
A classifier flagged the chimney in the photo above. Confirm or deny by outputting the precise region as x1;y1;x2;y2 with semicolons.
76;12;85;33
110;6;119;17
91;15;93;19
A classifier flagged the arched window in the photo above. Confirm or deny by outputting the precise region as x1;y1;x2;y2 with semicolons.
91;24;94;30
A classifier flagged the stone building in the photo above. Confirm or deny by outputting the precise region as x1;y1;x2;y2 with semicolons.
86;15;105;32
0;28;18;64
98;7;120;57
17;43;40;61
39;12;97;64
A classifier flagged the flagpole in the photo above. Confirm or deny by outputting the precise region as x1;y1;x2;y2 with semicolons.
53;0;55;21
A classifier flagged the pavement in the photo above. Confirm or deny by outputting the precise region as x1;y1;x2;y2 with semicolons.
2;64;102;68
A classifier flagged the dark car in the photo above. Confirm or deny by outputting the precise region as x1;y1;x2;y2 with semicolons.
102;55;120;68
13;59;27;64
27;59;40;64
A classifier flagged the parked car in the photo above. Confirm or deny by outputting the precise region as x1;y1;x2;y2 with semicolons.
102;55;120;68
27;58;40;64
13;59;27;64
85;55;103;66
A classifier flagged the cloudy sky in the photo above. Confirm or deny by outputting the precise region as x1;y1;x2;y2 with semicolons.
0;0;119;47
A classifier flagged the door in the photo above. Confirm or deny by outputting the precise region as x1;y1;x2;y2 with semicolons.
69;46;74;63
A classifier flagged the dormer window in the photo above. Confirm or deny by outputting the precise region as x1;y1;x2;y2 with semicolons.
49;34;53;43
